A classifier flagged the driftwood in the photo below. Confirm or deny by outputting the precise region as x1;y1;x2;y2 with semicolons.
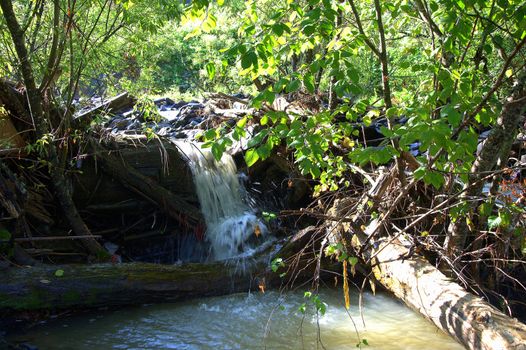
74;92;135;126
328;171;526;350
0;113;26;156
89;139;203;226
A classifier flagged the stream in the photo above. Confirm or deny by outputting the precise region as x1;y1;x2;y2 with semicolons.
5;101;463;349
7;289;463;350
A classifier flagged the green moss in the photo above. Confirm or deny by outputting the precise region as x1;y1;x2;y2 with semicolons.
85;290;100;306
63;290;82;305
8;288;53;310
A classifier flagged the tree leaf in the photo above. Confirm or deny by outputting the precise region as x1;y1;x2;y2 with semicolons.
286;79;301;93
245;148;259;166
303;74;315;93
205;62;216;80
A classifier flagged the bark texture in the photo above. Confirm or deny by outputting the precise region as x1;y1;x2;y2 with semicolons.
0;0;104;255
0;262;264;311
447;76;526;254
0;237;306;312
328;171;526;350
370;239;526;350
89;139;203;225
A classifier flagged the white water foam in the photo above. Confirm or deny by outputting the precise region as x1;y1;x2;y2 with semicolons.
174;141;267;261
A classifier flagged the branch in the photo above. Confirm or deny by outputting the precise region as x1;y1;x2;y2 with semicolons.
39;0;61;92
414;0;443;37
373;0;392;108
347;0;381;58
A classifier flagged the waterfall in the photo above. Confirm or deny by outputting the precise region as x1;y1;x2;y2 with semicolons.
174;141;267;261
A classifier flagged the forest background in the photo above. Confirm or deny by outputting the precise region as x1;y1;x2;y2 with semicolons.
1;0;526;335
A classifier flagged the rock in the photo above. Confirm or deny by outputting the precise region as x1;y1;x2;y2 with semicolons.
125;119;141;130
158;110;180;122
154;97;175;107
108;118;130;130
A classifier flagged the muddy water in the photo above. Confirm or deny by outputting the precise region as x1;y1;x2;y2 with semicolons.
8;289;463;350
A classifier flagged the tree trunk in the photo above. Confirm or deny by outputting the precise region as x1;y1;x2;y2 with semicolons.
327;172;526;350
367;237;526;350
446;75;526;255
0;0;104;256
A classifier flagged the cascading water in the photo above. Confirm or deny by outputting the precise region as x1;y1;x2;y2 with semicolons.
174;141;267;261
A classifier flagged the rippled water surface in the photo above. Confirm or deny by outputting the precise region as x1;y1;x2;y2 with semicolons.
8;289;463;349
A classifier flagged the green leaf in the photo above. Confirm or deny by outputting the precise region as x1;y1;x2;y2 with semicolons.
304;74;315;93
245;148;259;166
237;117;248;128
272;23;284;36
499;210;511;228
379;126;393;137
211;143;224;161
478;202;493;217
488;216;501;230
299;303;307;314
257;142;272;160
302;24;315;36
441;105;462;127
247;129;268;148
286;79;301;93
241;51;258;70
424;171;445;189
274;78;289;93
271;257;285;272
205;62;216;80
54;269;64;277
262;211;277;222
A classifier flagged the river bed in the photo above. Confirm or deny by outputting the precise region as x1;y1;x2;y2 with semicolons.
7;288;463;349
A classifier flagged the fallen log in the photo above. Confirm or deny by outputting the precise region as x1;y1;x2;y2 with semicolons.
366;237;526;350
0;261;263;312
0;237;303;312
328;171;526;350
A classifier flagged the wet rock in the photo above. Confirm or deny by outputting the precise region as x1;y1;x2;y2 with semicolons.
156;127;172;137
126;119;141;130
173;132;188;139
409;142;421;156
158;110;180;121
122;109;134;118
108;117;130;130
154;97;175;108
